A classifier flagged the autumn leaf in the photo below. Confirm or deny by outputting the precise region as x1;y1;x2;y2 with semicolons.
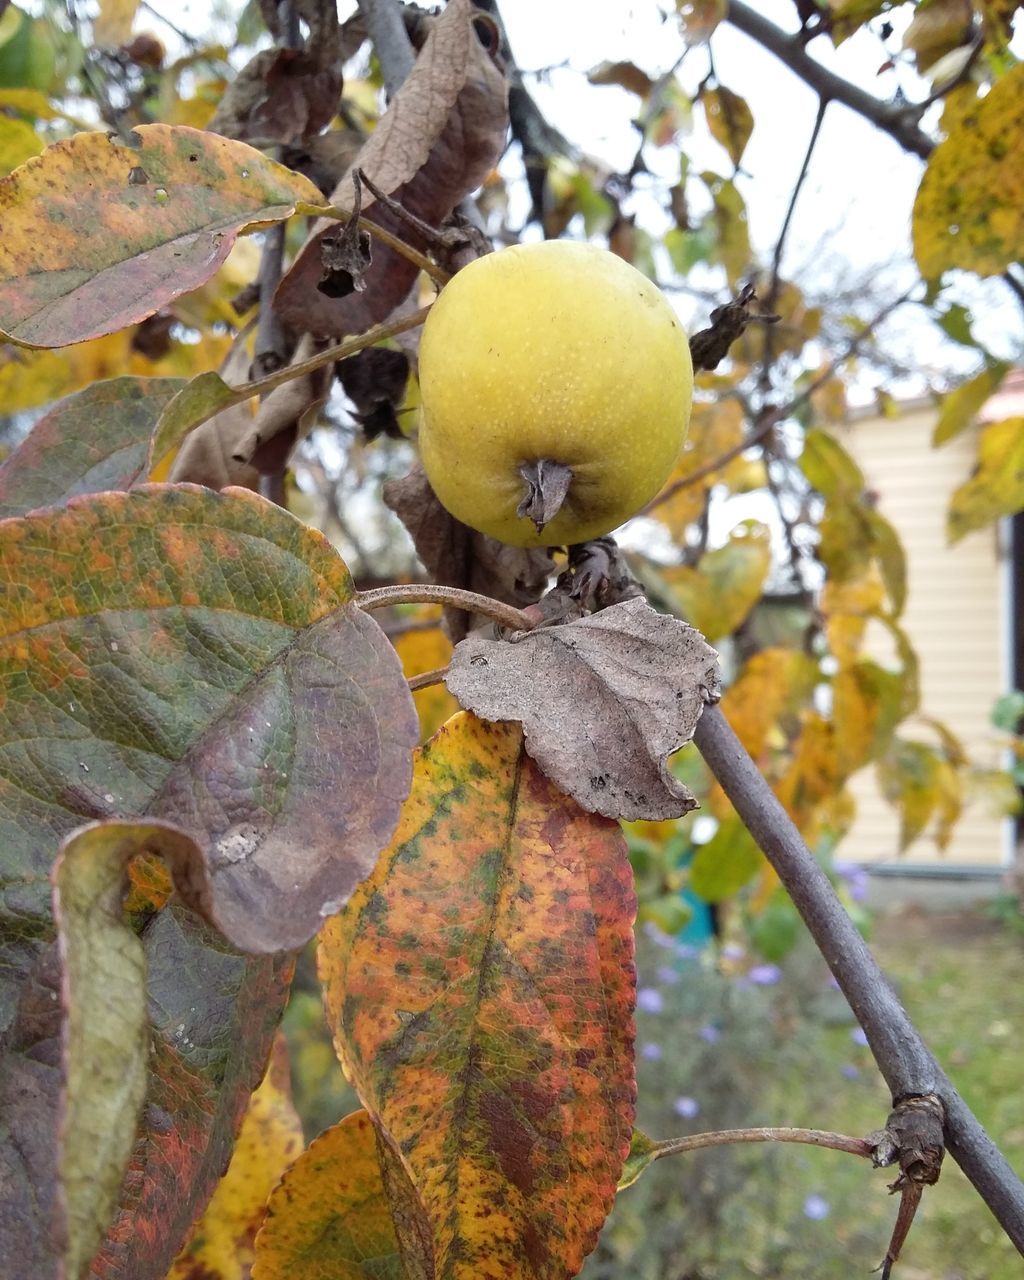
274;0;508;337
933;362;1010;445
319;714;637;1280
391;610;459;741
52;824;152;1280
0;376;184;517
252;1110;402;1280
689;814;763;901
832;659;906;777
93;0;140;47
662;520;771;641
0;124;323;347
947;417;1024;542
702;86;754;168
168;1032;304;1280
446;599;721;821
646;398;745;541
1;484;417;953
0;485;416;1273
676;0;726;44
913;62;1024;278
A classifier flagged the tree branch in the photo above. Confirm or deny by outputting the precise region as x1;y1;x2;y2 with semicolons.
693;704;1024;1254
724;2;934;159
357;0;414;96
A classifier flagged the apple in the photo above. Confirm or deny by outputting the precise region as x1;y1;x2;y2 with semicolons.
416;240;694;547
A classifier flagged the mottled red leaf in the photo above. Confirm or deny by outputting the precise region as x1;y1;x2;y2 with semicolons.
320;713;637;1279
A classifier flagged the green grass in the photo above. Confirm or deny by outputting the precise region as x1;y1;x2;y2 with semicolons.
583;907;1024;1279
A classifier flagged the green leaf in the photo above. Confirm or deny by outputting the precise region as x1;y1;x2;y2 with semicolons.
948;417;1024;541
0;124;324;347
618;1129;659;1191
913;62;1024;278
0;376;185;517
690;816;763;902
800;428;865;499
933;362;1010;445
53;824;153;1280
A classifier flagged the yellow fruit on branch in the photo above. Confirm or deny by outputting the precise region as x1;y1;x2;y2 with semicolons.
416;240;694;547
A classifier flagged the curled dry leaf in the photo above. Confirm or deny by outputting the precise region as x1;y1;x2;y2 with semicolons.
274;0;509;337
210;49;342;146
446;597;722;820
383;463;553;642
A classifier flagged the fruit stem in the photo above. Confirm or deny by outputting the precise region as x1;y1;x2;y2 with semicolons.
356;585;536;632
516;459;573;533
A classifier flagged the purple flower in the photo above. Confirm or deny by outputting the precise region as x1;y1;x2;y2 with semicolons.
643;921;676;949
721;943;745;960
804;1194;830;1220
699;1023;722;1043
675;942;699;959
834;859;870;903
748;963;782;986
851;1027;870;1047
673;1095;700;1119
656;965;681;985
640;1042;663;1061
637;988;664;1014
840;1063;860;1080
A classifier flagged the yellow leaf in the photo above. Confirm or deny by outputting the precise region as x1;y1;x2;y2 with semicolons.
947;416;1024;541
252;1110;403;1280
913;63;1024;278
663;520;770;641
168;1032;304;1280
721;647;819;764
391;609;458;741
649;398;745;541
0;115;41;174
702;85;753;167
676;0;726;44
93;0;140;47
933;362;1009;444
821;569;885;667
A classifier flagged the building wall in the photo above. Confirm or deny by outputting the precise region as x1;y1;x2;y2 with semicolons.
835;405;1010;868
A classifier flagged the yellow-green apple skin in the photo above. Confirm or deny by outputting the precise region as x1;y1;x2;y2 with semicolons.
417;240;694;547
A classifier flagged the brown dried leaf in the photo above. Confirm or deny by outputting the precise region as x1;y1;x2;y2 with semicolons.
446;598;722;819
209;48;343;146
274;0;509;337
384;464;553;642
167;344;260;491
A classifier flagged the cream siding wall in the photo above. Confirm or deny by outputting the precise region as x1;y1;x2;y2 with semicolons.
835;406;1010;868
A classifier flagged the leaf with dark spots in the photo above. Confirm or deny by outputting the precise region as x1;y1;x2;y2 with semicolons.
446;599;722;821
0;125;324;348
274;0;509;338
0;376;185;518
209;48;342;146
319;713;636;1280
252;1109;404;1280
384;464;553;643
0;485;417;1271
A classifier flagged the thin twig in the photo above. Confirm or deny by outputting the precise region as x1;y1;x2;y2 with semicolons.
761;98;828;387
692;704;1024;1253
408;665;450;692
641;407;775;516
651;1126;874;1162
357;585;535;632
356;0;414;96
232;305;432;401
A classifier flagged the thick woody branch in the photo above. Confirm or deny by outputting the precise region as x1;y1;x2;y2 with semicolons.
693;704;1024;1254
724;2;934;159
